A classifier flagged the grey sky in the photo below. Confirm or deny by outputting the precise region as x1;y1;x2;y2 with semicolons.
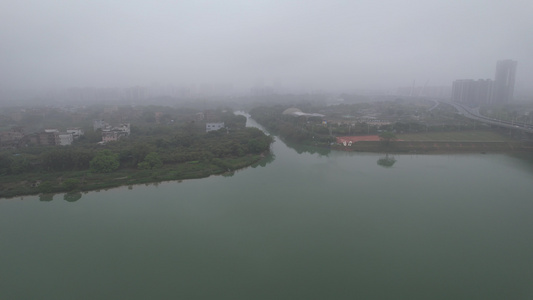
1;0;532;92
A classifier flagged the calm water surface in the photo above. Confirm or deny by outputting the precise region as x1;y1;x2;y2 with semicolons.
2;118;533;299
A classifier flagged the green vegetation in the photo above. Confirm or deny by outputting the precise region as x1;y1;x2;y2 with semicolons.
138;152;163;170
397;130;514;142
0;110;273;198
377;154;396;168
250;100;527;155
249;100;493;149
378;131;397;146
90;150;120;173
249;106;336;146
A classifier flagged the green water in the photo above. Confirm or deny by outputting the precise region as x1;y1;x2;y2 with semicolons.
1;118;533;299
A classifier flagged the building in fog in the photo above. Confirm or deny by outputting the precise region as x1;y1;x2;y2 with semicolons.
58;133;74;146
395;85;451;99
206;122;225;132
39;129;60;146
451;60;517;106
451;79;493;106
492;60;517;103
93;120;107;131
66;128;84;139
100;123;131;143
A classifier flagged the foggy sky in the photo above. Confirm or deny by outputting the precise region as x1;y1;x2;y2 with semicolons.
1;0;532;92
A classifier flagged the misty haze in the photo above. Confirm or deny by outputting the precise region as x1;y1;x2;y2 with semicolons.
1;1;533;299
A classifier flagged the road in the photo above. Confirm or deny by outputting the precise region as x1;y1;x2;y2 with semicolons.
440;100;533;134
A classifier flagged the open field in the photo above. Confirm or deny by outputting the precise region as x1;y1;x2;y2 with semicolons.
397;130;514;142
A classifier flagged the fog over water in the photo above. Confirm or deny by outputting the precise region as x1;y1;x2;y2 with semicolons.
1;0;532;93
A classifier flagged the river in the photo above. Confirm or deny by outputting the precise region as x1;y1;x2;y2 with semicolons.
1;116;533;299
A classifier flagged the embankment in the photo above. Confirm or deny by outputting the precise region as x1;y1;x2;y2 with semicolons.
334;141;533;153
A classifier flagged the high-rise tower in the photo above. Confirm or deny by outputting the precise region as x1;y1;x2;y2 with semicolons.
492;60;517;103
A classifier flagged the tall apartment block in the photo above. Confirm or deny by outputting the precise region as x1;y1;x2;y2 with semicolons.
492;60;517;103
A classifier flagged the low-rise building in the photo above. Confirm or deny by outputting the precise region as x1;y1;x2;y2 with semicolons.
0;128;25;148
67;128;84;139
39;129;60;146
101;123;131;143
58;133;74;146
116;123;130;135
93;120;108;131
206;122;225;132
102;130;124;142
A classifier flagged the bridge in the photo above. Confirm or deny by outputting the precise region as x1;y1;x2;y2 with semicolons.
439;100;533;134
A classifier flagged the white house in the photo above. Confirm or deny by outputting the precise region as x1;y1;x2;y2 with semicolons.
116;123;130;135
58;133;74;146
67;128;84;139
93;120;108;131
206;122;225;132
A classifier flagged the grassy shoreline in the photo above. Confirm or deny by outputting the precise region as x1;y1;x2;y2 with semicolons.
0;154;265;199
332;130;532;153
332;140;532;153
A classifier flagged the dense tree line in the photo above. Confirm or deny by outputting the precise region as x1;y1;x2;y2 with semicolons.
0;114;271;176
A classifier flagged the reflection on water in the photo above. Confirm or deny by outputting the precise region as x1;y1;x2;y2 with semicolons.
64;192;82;202
506;152;533;175
377;153;396;168
3;113;533;300
251;152;275;168
38;192;84;202
39;193;54;202
282;138;331;156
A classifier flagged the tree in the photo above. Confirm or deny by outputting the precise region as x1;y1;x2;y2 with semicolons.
247;138;269;153
138;152;163;170
378;131;397;146
142;110;156;123
0;154;13;175
377;154;396;168
77;129;102;144
39;182;55;193
131;143;154;165
90;150;119;173
63;178;80;191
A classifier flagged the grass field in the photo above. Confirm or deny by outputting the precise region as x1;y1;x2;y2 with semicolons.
398;130;513;142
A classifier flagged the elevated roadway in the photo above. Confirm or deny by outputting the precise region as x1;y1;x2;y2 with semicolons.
440;101;533;134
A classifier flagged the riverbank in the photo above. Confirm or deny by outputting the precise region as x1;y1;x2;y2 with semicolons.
332;140;533;153
0;154;267;199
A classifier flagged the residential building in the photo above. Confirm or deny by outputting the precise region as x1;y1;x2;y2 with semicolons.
58;133;74;146
206;122;225;132
116;123;130;135
100;123;131;143
39;129;60;146
93;120;107;131
0;128;25;148
67;128;84;139
102;130;125;142
451;79;493;106
492;59;517;103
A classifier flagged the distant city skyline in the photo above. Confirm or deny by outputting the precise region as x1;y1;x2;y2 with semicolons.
1;1;531;96
451;59;518;105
